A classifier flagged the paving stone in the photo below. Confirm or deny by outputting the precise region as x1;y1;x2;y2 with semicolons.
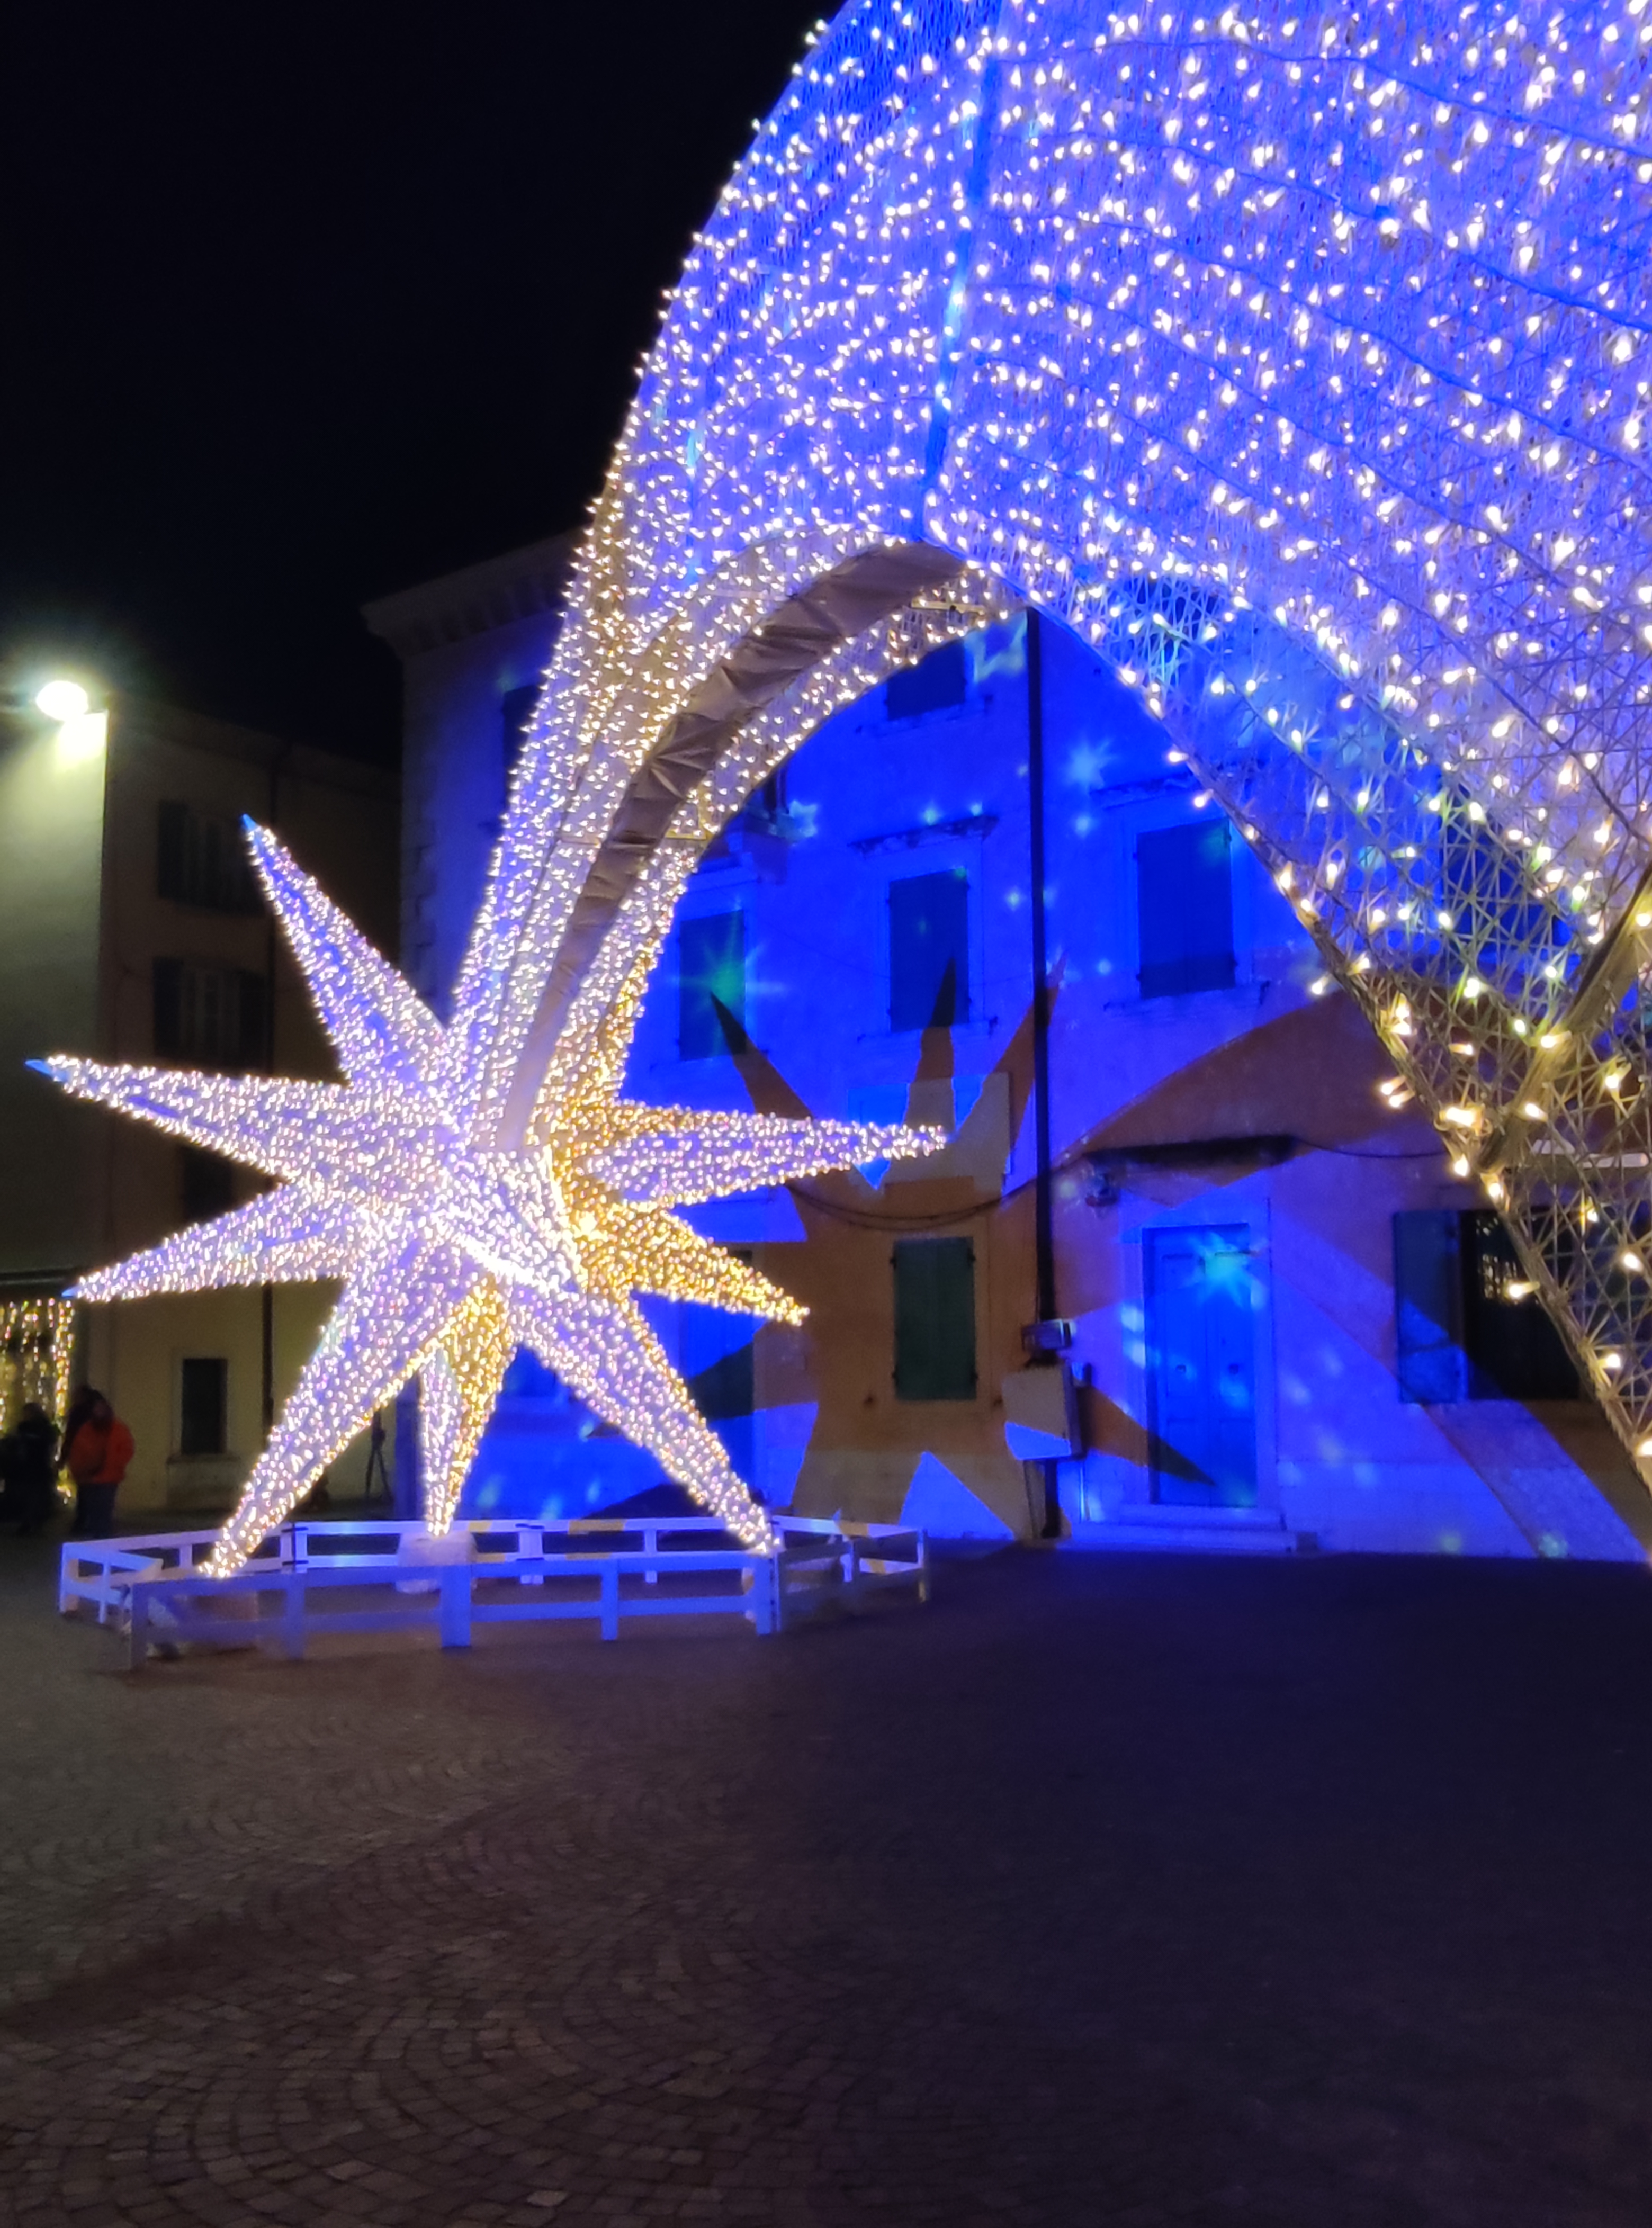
3;1541;1652;2222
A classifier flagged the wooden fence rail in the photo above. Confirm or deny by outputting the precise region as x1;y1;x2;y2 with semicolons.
57;1514;929;1670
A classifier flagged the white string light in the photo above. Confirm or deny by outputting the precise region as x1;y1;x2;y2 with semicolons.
39;0;1652;1529
454;0;1652;1469
39;824;941;1572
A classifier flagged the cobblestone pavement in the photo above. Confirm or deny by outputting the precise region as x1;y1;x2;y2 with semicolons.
3;1541;1652;2227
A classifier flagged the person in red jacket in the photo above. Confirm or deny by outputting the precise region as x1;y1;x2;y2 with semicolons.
66;1391;134;1538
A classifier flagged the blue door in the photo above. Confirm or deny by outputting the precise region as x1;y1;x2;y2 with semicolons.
1144;1225;1259;1507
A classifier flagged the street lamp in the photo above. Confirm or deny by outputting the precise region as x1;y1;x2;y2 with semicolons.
34;677;106;767
34;679;91;722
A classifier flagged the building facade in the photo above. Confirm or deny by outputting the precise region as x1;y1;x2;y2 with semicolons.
0;690;397;1511
369;540;1652;1564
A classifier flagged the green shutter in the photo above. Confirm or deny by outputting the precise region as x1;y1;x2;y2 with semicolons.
893;1237;977;1401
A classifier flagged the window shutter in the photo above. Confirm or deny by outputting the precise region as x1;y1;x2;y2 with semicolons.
1137;820;1235;998
678;911;745;1060
687;1338;757;1421
893;1236;977;1400
1394;1210;1578;1402
155;802;259;912
1394;1210;1467;1402
886;639;967;721
178;1357;228;1457
1460;1212;1578;1399
157;802;188;901
888;869;969;1031
236;971;269;1071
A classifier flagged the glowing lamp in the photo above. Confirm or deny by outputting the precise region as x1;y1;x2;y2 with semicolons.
35;679;89;721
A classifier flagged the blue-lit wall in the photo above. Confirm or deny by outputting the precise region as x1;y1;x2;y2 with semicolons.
385;558;1646;1561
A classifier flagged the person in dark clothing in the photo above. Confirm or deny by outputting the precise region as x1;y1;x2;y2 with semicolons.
0;1404;60;1534
66;1391;134;1537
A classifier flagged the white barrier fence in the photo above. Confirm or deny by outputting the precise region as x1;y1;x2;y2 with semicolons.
58;1514;929;1670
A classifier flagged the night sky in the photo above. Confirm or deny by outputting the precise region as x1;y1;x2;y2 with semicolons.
6;1;826;761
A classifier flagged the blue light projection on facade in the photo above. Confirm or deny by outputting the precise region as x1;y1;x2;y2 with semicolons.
478;0;1652;1489
41;0;1652;1554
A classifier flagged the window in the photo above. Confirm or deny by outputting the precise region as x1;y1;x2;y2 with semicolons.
683;1268;758;1492
178;1358;228;1457
179;1146;237;1222
1393;1211;1466;1402
893;1236;977;1400
1393;1210;1577;1402
1136;820;1234;998
678;910;745;1060
738;765;788;828
889;868;969;1031
157;803;261;912
501;683;538;784
154;959;267;1069
886;639;967;721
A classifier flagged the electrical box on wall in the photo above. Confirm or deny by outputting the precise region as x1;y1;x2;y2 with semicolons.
1002;1362;1080;1461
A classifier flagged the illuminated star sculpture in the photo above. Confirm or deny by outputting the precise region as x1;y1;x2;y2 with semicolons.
39;823;940;1573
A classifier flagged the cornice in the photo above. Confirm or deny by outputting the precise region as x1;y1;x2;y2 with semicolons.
361;529;578;661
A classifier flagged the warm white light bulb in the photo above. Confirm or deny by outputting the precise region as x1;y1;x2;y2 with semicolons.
35;679;90;721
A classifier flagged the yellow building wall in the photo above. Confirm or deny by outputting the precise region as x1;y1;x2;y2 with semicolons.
60;699;398;1513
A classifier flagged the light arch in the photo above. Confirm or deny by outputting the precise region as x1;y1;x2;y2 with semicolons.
471;0;1652;1485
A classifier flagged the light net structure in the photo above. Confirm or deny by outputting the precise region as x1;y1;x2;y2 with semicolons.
476;0;1652;1487
42;0;1652;1557
0;1298;74;1440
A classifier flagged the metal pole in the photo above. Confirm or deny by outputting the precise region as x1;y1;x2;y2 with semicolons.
1026;609;1062;1538
1027;609;1056;1328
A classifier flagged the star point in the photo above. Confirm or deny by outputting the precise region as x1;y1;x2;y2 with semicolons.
44;823;942;1573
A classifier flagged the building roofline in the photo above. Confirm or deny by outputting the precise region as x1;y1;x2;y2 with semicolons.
361;529;579;661
112;696;397;797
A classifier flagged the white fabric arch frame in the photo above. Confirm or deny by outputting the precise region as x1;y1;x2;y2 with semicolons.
479;0;1652;1480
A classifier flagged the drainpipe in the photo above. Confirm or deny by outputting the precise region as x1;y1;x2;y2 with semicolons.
1026;609;1062;1538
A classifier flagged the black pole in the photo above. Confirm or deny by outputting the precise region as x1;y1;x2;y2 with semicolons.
1026;610;1062;1539
1027;609;1056;1327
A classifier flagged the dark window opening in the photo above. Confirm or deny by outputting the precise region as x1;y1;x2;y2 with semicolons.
686;1257;758;1427
886;639;967;721
156;803;261;913
736;764;789;829
154;959;267;1070
1393;1209;1578;1402
179;1146;238;1223
889;868;969;1031
178;1358;228;1458
893;1236;977;1401
1136;820;1235;998
501;684;539;785
686;1338;756;1422
678;911;745;1060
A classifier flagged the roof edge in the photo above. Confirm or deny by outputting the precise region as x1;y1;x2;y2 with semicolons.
362;529;580;660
